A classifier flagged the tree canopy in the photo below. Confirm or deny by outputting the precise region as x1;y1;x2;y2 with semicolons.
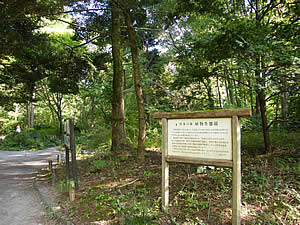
1;0;299;153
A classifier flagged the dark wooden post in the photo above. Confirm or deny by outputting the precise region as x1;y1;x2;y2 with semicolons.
48;160;53;173
57;154;61;164
69;118;79;191
65;144;70;180
64;119;70;181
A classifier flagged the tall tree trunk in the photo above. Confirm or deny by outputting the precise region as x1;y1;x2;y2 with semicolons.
111;1;126;152
124;8;146;161
26;101;34;128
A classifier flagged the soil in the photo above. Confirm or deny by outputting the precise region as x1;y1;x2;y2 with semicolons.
52;148;299;225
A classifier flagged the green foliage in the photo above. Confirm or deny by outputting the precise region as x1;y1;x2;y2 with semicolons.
0;127;60;151
242;130;299;155
89;160;106;173
76;126;111;153
240;115;262;132
57;179;74;193
0;119;21;135
145;125;161;148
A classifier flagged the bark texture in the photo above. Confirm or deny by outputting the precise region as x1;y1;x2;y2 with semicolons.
123;6;146;161
111;1;126;152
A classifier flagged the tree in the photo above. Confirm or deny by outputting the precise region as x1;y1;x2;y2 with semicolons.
163;0;299;154
119;0;146;161
0;32;53;128
0;0;68;59
111;0;126;152
37;34;94;140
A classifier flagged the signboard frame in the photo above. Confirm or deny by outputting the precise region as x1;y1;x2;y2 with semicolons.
154;108;252;225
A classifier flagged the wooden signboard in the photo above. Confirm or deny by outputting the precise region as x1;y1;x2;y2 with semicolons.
154;108;252;225
64;118;79;191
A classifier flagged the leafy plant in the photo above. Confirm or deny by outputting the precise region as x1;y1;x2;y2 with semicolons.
57;179;74;193
0;127;60;151
89;159;106;173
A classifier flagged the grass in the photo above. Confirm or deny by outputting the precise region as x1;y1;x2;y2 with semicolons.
51;131;299;225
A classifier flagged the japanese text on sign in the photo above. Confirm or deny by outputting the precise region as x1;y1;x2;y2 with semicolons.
168;118;232;160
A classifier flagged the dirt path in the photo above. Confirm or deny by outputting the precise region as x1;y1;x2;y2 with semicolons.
0;147;62;225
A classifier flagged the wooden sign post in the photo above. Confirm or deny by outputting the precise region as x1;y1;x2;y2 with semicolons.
64;118;79;191
154;108;251;225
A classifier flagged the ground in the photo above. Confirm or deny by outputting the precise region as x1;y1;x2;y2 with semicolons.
52;148;299;225
0;147;61;225
0;146;298;224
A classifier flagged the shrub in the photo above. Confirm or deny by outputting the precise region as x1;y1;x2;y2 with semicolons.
0;126;60;151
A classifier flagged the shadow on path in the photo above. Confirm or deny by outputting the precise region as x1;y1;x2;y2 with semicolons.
0;147;63;225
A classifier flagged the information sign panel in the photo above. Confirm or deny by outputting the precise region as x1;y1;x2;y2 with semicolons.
168;118;232;160
154;109;252;225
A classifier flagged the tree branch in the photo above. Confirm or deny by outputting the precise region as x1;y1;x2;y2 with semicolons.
120;26;161;31
267;120;300;129
247;0;257;13
54;18;104;34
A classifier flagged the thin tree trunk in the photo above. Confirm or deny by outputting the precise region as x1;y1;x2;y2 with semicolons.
27;101;31;128
224;77;230;105
57;103;63;143
30;102;34;128
237;68;242;107
255;54;272;153
228;77;235;106
254;0;272;153
216;75;222;108
91;97;95;128
255;94;260;114
26;101;34;128
258;91;272;153
111;1;126;152
281;74;288;129
248;80;254;113
124;8;146;161
14;104;20;121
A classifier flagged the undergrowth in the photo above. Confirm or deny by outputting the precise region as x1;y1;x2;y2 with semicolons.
48;128;300;224
53;151;299;224
0;127;60;151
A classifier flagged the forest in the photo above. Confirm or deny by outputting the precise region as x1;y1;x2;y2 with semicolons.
0;0;299;224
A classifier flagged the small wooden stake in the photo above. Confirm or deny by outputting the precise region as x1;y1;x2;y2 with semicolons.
57;154;61;164
232;116;241;225
162;118;169;211
52;168;56;185
48;160;53;173
69;180;75;202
